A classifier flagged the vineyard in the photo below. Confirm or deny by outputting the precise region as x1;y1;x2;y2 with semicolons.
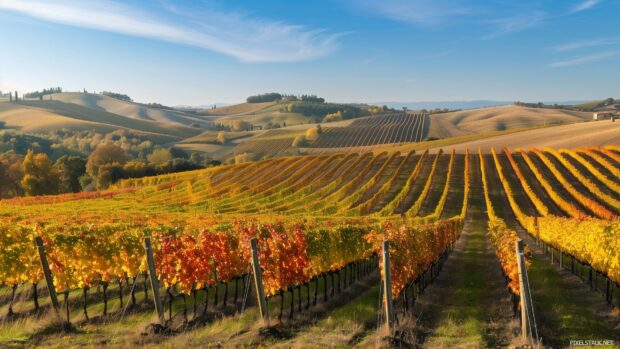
310;113;428;148
0;145;618;347
229;113;429;160
233;138;296;159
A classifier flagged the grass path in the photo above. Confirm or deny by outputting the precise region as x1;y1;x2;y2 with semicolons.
407;216;518;348
400;155;518;348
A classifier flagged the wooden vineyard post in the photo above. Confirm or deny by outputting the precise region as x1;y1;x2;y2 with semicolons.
34;237;61;317
516;240;532;340
250;238;269;322
382;240;395;330
144;237;165;325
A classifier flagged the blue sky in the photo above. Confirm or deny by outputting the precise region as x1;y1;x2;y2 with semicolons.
0;0;618;105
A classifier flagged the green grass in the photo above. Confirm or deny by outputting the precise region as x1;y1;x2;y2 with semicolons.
527;255;620;348
424;228;488;347
0;270;379;348
270;286;380;348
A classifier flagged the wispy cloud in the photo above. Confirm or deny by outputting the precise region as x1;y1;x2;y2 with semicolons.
552;37;620;51
571;0;600;13
350;0;603;42
351;0;473;26
482;0;602;40
548;51;620;67
483;11;547;40
0;0;344;63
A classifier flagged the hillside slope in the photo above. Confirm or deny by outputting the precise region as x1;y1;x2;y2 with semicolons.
0;102;114;133
0;101;199;142
428;120;619;153
428;105;591;137
198;101;276;116
49;92;210;127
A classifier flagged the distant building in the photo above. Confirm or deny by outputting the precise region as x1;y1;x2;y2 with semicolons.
593;105;620;120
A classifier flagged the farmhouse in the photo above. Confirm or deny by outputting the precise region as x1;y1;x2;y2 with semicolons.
592;105;620;120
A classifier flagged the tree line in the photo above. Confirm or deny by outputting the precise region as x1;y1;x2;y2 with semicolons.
0;143;220;198
514;98;618;111
23;87;62;99
246;93;326;104
285;102;363;121
101;91;133;102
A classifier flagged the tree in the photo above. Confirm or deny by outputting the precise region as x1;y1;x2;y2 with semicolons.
147;148;173;164
95;163;125;189
0;121;5;129
292;135;307;147
246;93;282;103
0;160;15;198
300;95;325;103
54;156;87;193
0;153;23;197
101;91;132;102
190;152;203;164
20;150;58;196
305;126;321;141
79;174;94;191
24;87;62;99
0;154;23;198
234;153;252;164
216;131;227;144
155;158;202;174
231;120;252;132
123;161;153;178
86;144;126;177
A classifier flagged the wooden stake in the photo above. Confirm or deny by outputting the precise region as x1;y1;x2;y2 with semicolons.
144;237;165;325
34;237;60;315
382;240;395;329
516;240;532;340
250;238;269;321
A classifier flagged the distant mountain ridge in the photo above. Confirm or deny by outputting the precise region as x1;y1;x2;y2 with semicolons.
376;100;590;111
174;103;233;110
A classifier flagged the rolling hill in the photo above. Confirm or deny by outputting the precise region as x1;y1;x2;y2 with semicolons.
48;92;210;128
0;94;205;142
427;105;591;137
427;120;620;153
197;101;277;116
0;95;615;162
